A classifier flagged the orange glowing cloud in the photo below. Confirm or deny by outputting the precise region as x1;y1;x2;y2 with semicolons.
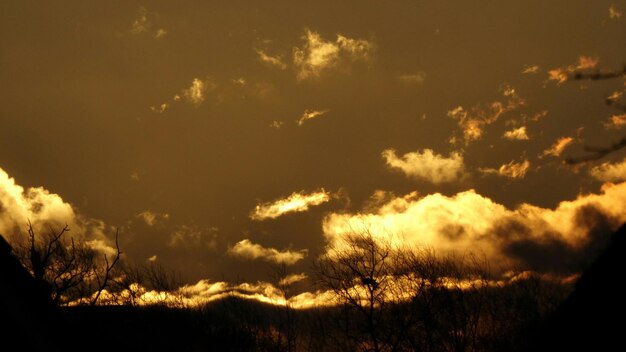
229;239;307;265
548;56;600;84
480;159;530;179
250;189;332;220
382;148;465;184
322;182;626;270
541;136;574;157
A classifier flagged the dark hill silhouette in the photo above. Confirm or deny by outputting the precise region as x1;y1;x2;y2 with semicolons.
0;234;54;351
533;222;626;351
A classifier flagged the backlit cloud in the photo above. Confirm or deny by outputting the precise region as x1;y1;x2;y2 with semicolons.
522;65;540;74
322;182;626;272
257;50;287;70
297;109;329;126
279;273;308;286
480;159;530;179
541;136;574;157
548;56;600;84
183;78;210;105
590;157;626;182
0;167;113;253
382;149;465;184
503;126;530;140
136;211;170;227
250;189;332;220
293;30;374;80
229;239;307;265
448;85;525;145
603;114;626;129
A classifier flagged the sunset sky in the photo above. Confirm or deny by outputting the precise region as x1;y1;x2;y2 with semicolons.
1;1;626;302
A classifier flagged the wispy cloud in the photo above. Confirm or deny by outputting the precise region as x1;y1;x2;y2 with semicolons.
480;159;530;179
229;239;307;265
382;149;465;184
590;157;626;182
297;109;329;126
168;225;218;249
130;7;166;39
136;211;170;227
449;85;525;145
609;4;623;19
522;65;540;74
603;114;626;129
150;77;215;113
250;189;332;220
503;126;530;140
293;30;374;80
257;49;287;70
279;273;308;286
548;56;600;84
397;72;426;85
541;136;574;157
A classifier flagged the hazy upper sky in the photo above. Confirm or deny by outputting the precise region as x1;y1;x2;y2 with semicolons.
2;1;626;294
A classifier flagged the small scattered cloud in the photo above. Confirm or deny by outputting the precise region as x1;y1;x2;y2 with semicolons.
382;148;465;184
149;103;169;114
257;50;287;70
541;136;574;157
449;85;525;145
397;72;426;85
279;273;308;286
609;4;622;19
480;159;531;179
136;211;170;227
590;157;626;182
130;7;166;39
293;30;374;80
548;56;599;84
151;77;216;113
603;114;626;129
269;120;284;129
522;65;540;74
250;189;332;220
229;239;307;265
148;255;158;262
297;109;329;126
503;126;530;140
155;28;167;39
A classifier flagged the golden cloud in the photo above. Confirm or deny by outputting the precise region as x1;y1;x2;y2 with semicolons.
0;167;113;253
257;49;287;70
548;56;600;84
480;159;530;179
522;65;540;74
503;126;530;140
322;182;626;271
590;157;626;182
297;109;329;126
229;239;307;265
136;211;170;227
382;149;465;184
448;85;525;145
541;136;574;157
603;114;626;129
293;30;374;80
250;189;332;220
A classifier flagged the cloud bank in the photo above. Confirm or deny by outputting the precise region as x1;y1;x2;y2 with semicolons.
322;182;626;272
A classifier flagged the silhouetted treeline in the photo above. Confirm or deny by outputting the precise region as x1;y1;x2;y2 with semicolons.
3;223;626;351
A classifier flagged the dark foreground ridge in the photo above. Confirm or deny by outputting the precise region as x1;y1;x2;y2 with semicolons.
2;224;625;352
532;222;626;351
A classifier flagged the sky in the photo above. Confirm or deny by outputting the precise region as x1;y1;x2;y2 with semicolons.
1;1;626;302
